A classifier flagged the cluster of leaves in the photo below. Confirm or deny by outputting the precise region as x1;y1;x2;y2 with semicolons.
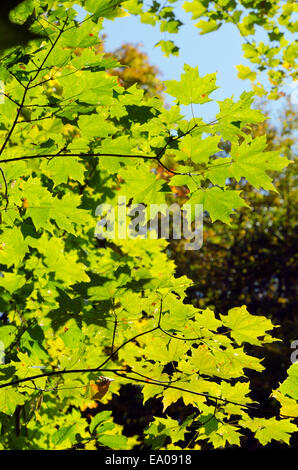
172;101;297;322
169;102;297;438
123;0;298;99
0;0;296;450
68;31;165;98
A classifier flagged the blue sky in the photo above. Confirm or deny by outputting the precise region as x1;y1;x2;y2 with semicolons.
75;5;290;122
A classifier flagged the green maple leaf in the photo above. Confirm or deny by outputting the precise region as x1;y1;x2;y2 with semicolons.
42;157;85;186
0;227;29;267
208;423;241;448
78;114;116;139
165;65;218;105
195;19;219;35
22;178;90;233
235;64;257;81
0;325;17;348
216;91;265;125
188;187;248;224
167;339;189;362
0;388;26;415
230;135;291;191
85;0;123;20
194;308;222;331
118;166;169;204
220;382;254;414
279;363;298;400
272;390;298;418
98;136;137;172
205;157;233;186
146;416;186;444
177;134;221;163
241;417;298;445
162;387;184;411
183;1;207;19
220;305;275;346
60;22;100;49
191;346;217;376
0;272;25;294
156;40;179;57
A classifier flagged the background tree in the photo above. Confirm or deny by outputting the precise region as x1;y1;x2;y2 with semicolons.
102;40;165;98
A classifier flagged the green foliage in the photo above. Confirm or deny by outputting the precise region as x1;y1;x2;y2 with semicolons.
123;0;298;99
0;0;296;450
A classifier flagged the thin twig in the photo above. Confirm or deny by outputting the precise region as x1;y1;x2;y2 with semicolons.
0;166;8;210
